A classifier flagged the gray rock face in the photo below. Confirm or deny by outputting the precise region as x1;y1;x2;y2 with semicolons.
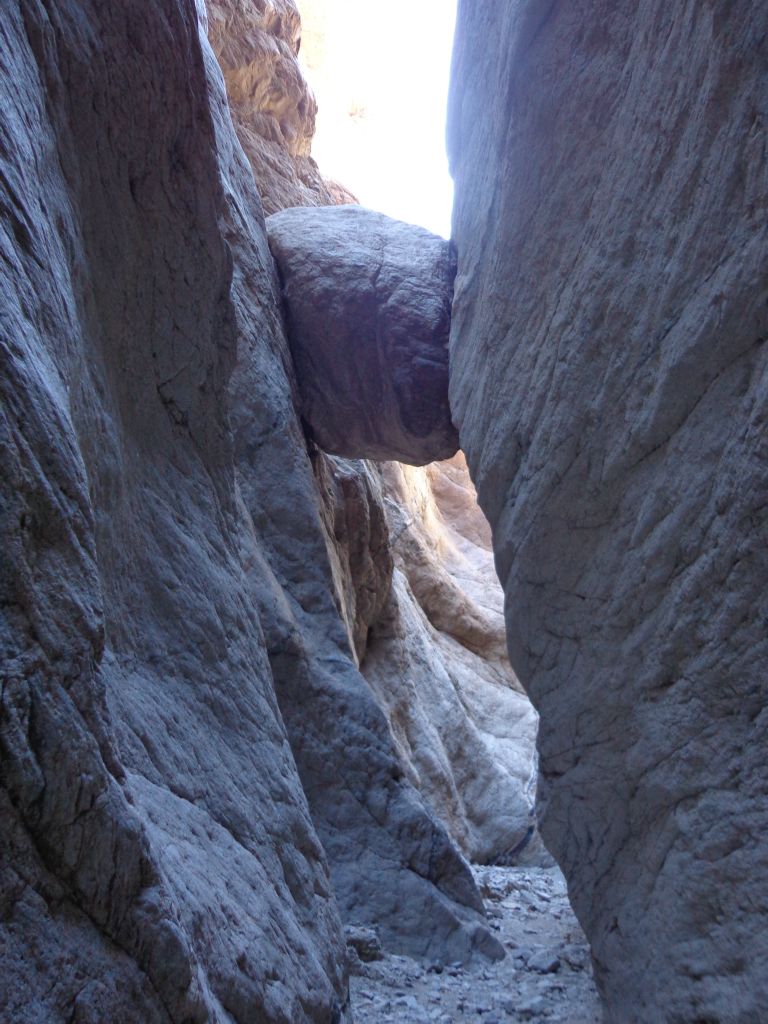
0;2;348;1021
1;5;504;1016
267;205;459;465
233;434;504;965
448;2;768;1022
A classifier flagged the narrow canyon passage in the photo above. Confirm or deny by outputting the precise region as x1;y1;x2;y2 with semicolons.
349;863;602;1024
340;455;604;1023
3;0;763;1022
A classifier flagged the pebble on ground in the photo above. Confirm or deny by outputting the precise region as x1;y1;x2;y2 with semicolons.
348;865;603;1023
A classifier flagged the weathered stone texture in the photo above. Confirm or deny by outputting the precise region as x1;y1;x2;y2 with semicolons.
206;0;354;213
449;2;768;1021
215;13;504;967
267;204;459;465
0;2;348;1020
364;458;541;865
228;349;501;962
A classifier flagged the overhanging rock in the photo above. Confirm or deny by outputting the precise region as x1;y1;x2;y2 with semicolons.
267;205;459;466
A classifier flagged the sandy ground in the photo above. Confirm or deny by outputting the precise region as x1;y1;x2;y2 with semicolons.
348;865;603;1023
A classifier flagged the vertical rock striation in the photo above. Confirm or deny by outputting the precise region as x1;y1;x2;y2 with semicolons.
449;2;768;1021
0;1;348;1020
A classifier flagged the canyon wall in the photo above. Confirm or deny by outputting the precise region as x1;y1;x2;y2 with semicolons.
1;1;541;1019
449;2;768;1022
0;1;347;1020
265;202;541;871
207;0;353;211
366;456;541;866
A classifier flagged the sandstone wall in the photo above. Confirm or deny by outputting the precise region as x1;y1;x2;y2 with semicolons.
206;0;353;212
448;2;768;1021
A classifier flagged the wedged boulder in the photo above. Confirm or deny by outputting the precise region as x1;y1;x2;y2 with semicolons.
449;2;768;1022
266;205;459;465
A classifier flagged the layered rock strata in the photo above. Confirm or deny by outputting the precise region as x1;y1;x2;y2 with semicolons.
267;205;459;465
449;2;768;1021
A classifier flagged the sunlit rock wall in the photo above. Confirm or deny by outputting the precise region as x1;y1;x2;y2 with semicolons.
449;2;768;1021
206;0;354;211
365;456;541;865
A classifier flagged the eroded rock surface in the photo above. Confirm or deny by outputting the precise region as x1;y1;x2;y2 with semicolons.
449;3;768;1021
2;8;508;1016
363;458;541;865
267;205;459;465
214;13;504;970
0;1;348;1020
206;0;354;212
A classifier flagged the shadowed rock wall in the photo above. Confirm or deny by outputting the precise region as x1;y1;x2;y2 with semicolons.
1;4;514;1020
449;2;768;1021
0;1;347;1020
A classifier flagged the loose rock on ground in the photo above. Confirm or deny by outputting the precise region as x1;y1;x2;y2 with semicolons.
349;865;602;1022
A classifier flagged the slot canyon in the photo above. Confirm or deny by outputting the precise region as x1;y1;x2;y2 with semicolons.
0;1;765;1023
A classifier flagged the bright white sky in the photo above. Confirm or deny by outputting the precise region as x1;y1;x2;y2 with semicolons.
298;0;458;238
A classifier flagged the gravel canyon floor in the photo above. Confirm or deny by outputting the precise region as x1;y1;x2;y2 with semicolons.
350;866;602;1023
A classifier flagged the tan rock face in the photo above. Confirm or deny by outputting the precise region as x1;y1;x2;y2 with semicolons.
363;456;542;865
449;2;768;1021
205;0;354;212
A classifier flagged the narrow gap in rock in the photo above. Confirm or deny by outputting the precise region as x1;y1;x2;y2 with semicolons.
285;3;603;1018
344;453;602;1023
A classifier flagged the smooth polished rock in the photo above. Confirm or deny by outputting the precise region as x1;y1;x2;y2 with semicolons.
267;204;459;466
363;457;541;866
449;2;768;1022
